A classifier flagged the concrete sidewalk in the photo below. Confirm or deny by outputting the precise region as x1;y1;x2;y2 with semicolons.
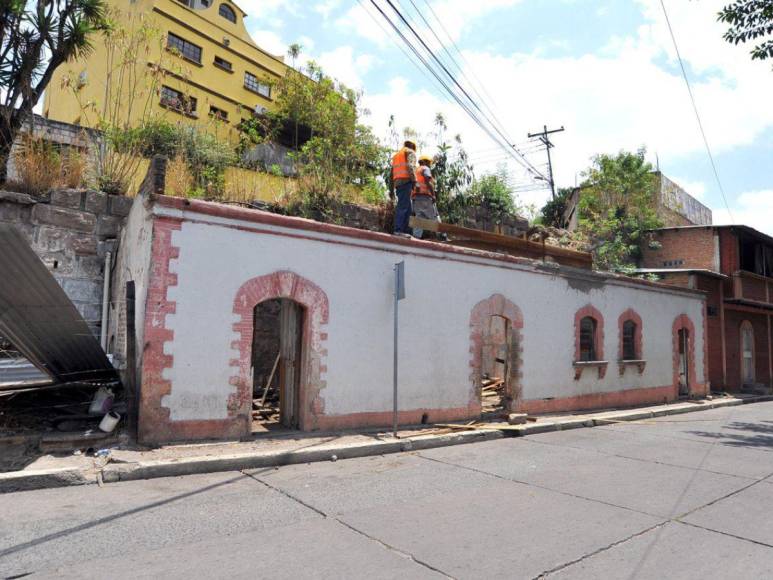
1;394;769;493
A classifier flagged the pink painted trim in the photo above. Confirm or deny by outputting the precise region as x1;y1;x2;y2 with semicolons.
469;294;524;412
151;195;706;297
574;304;605;362
138;217;182;444
518;384;683;415
618;308;644;361
231;271;329;432
672;314;700;396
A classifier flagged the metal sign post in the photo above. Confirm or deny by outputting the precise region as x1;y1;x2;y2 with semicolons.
393;261;405;438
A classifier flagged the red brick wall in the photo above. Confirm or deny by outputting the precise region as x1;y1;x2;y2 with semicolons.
719;228;739;275
641;228;716;270
695;276;724;388
723;310;770;391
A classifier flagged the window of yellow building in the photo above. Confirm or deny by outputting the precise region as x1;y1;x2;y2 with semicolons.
167;32;202;65
219;4;236;23
244;72;270;99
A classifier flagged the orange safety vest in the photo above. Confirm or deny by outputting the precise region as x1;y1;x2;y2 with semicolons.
412;166;433;198
391;148;413;182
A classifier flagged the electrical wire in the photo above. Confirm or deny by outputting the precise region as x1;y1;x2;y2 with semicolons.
370;0;546;180
385;0;544;177
659;0;734;223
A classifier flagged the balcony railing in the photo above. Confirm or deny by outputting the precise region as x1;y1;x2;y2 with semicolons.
731;271;772;305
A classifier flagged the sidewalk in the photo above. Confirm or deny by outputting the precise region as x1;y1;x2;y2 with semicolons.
2;394;769;493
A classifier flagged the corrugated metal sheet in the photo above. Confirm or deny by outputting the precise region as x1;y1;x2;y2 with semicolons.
0;224;117;385
0;357;51;388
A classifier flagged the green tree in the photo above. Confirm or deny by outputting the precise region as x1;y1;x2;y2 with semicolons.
539;187;574;228
240;58;388;207
576;148;662;272
0;0;109;179
718;1;773;61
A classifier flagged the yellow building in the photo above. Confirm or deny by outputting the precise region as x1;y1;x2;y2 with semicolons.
44;0;289;141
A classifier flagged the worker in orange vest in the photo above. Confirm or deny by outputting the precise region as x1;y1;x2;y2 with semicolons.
391;140;417;236
411;154;440;239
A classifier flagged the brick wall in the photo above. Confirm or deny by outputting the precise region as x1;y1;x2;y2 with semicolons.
641;228;716;270
723;310;770;391
0;188;132;336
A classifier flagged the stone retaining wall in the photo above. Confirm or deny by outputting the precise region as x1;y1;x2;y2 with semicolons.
0;188;132;335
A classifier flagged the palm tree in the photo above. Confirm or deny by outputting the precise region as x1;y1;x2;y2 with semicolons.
0;0;109;180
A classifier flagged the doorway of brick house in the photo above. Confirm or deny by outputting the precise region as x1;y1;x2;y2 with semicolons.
677;328;690;398
480;314;514;419
251;298;304;432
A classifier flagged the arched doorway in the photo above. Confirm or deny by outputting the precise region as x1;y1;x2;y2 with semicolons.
740;320;755;387
252;299;304;431
469;294;523;418
672;315;696;399
231;271;329;433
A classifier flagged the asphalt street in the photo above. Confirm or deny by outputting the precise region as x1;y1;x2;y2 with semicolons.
4;402;773;579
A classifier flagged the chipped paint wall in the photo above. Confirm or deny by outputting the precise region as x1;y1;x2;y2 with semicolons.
131;196;708;443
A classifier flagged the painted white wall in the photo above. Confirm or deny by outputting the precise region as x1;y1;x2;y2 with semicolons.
156;207;706;421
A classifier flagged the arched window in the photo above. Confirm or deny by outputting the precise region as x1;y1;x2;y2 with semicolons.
622;320;637;360
219;3;236;22
579;316;598;362
741;320;755;385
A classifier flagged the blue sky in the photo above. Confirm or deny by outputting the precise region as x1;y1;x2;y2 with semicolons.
240;0;773;233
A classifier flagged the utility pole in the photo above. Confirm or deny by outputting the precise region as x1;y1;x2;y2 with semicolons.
527;125;565;200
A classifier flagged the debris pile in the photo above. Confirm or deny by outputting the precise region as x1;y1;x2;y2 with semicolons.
527;224;591;252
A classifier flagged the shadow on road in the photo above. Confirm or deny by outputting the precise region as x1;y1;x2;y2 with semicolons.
0;467;276;560
687;420;773;450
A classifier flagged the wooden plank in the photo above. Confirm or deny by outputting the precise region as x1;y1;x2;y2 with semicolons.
409;217;592;269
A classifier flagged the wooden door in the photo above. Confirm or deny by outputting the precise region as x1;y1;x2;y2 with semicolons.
678;328;689;396
279;300;303;428
742;323;755;385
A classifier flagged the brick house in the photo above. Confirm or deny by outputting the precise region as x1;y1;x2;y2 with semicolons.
640;225;773;392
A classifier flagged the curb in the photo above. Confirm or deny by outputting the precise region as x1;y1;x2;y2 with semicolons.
0;466;94;493
102;429;503;483
2;396;769;492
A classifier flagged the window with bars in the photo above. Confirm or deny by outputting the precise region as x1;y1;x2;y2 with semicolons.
219;3;236;22
213;56;232;71
622;320;637;360
244;72;271;98
579;316;598;362
160;86;197;115
167;32;202;64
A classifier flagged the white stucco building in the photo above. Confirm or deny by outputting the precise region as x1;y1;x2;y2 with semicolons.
110;193;708;444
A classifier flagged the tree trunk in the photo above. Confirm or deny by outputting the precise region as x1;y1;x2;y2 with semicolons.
0;110;23;184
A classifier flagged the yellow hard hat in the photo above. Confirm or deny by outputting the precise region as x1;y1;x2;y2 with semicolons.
418;154;433;164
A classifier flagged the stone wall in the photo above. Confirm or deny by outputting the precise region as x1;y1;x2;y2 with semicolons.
0;188;132;335
5;115;97;183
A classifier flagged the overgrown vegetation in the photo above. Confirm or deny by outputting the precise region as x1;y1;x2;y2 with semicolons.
538;187;574;228
12;136;85;194
574;148;663;272
238;50;388;216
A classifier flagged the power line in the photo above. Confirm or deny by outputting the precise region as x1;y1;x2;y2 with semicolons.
419;0;505;133
403;0;517;151
658;0;734;223
371;0;546;180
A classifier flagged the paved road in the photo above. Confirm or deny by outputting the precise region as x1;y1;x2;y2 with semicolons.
4;402;773;579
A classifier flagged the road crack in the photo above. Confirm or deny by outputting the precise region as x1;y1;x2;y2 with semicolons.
242;470;455;579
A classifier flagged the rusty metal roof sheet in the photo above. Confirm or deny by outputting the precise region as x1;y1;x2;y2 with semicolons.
0;224;116;385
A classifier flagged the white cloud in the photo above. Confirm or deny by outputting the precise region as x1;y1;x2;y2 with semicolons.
315;46;376;89
314;0;342;20
249;30;286;57
359;0;773;213
713;190;773;236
